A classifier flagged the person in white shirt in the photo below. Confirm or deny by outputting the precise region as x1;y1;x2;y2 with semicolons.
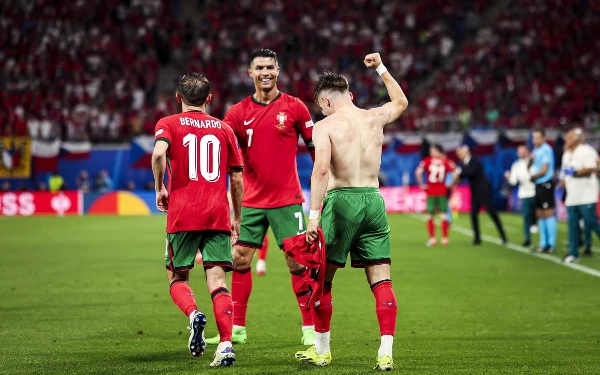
504;145;536;247
561;128;600;263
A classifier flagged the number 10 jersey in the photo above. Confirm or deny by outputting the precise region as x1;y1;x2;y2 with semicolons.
155;110;244;233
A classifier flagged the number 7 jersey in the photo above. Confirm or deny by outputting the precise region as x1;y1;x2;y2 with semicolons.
224;92;314;208
154;110;243;233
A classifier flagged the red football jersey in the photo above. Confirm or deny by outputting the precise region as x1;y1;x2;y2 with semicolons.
155;111;243;233
419;156;455;196
224;92;313;208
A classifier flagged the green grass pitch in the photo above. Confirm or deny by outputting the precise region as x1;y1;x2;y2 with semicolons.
1;213;599;374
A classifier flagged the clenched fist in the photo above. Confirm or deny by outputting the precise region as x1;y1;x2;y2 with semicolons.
364;53;383;70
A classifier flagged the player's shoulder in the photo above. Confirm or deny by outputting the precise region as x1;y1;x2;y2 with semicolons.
226;97;253;115
157;113;183;125
279;92;307;108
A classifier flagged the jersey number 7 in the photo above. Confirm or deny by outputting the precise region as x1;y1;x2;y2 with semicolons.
183;133;221;182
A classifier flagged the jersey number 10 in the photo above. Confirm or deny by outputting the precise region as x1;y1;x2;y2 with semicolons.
183;133;221;182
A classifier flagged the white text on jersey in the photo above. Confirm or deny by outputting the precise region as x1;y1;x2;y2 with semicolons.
179;117;222;129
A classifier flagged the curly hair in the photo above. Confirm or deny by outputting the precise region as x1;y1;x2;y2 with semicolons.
177;72;210;106
313;70;349;103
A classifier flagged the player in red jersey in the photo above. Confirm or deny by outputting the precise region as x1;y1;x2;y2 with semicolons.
415;144;455;246
256;236;269;276
206;49;316;346
152;73;244;367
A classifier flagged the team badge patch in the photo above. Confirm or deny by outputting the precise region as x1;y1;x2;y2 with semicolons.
276;112;287;130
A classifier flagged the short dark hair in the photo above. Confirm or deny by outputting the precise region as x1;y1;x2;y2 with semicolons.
314;70;349;103
431;144;444;154
532;128;545;137
177;73;210;106
250;49;278;66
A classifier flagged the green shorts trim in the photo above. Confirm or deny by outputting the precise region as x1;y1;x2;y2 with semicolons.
165;230;232;272
321;187;391;268
426;196;449;213
237;204;305;249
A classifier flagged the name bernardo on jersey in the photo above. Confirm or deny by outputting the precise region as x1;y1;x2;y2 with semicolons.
179;117;222;129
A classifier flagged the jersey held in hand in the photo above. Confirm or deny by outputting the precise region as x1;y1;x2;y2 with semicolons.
155;111;243;233
224;93;313;208
420;156;455;196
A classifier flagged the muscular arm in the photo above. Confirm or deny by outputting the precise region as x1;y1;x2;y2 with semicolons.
152;141;169;191
364;53;409;126
309;122;332;212
229;171;243;222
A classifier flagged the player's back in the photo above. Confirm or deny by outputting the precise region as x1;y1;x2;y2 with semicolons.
155;111;242;233
422;156;452;196
325;107;384;189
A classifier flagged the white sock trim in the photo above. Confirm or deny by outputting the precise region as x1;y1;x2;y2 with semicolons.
233;325;245;329
378;335;394;357
302;325;315;331
315;331;331;355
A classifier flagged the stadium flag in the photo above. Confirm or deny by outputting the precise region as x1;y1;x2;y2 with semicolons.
0;137;31;178
393;133;423;153
60;141;91;160
499;129;529;148
130;135;155;168
31;139;61;172
464;130;499;155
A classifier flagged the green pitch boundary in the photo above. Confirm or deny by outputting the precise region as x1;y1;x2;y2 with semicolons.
409;214;600;279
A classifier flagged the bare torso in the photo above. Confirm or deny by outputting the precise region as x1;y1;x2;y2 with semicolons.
321;106;384;190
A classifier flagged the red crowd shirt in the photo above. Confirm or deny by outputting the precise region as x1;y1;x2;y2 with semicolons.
419;156;455;197
224;92;314;208
154;110;243;233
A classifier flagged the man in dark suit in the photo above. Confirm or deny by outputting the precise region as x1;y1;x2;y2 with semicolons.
451;145;507;245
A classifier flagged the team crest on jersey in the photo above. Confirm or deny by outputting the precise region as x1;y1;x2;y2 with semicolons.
276;112;287;130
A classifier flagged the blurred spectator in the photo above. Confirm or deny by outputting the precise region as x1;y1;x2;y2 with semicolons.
126;181;136;191
144;181;155;191
95;170;114;192
37;182;48;192
504;145;536;247
1;181;11;192
18;183;28;191
0;0;164;141
48;172;65;192
76;171;92;192
1;0;598;139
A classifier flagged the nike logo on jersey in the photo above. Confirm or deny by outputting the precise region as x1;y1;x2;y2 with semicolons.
244;118;255;126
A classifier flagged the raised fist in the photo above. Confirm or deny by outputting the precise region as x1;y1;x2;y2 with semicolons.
364;53;382;70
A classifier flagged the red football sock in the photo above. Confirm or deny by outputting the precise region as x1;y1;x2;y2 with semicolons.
371;280;397;336
427;219;435;238
291;267;314;326
211;287;233;342
441;220;449;238
258;237;269;261
170;281;198;317
231;267;252;326
312;282;333;333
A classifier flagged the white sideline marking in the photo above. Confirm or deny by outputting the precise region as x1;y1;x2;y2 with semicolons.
409;214;600;279
486;223;518;233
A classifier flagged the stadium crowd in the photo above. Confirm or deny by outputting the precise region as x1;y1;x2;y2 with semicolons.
1;0;599;141
0;0;180;142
